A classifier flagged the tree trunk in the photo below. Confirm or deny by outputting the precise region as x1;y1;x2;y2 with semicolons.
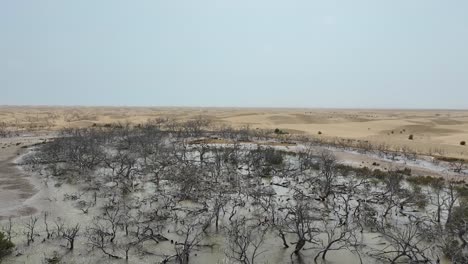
459;230;467;248
294;239;305;254
279;231;289;248
215;205;220;232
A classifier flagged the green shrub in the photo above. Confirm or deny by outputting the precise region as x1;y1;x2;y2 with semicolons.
0;231;14;259
455;186;468;199
396;168;412;176
461;141;466;146
264;148;283;165
372;169;388;181
408;134;414;140
406;175;439;186
436;156;466;163
274;128;288;135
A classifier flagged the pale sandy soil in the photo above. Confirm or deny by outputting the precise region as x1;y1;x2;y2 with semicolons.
0;138;36;220
1;106;468;159
0;136;55;221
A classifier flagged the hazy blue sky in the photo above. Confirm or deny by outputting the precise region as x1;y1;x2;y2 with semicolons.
1;0;468;108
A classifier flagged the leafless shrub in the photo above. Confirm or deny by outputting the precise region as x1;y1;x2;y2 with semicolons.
23;216;39;246
62;224;80;250
224;217;267;264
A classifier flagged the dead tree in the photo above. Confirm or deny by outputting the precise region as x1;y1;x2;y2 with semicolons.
312;176;367;263
62;128;105;175
450;160;467;174
281;201;320;255
85;201;131;260
257;194;279;226
444;182;460;227
297;144;318;173
447;205;468;249
400;146;417;162
209;191;228;232
0;122;8;138
174;223;204;264
62;224;80;250
436;209;468;263
429;178;447;224
379;172;405;219
101;202;122;244
54;218;65;239
144;145;174;187
191;141;210;167
313;213;357;263
43;211;52;239
86;200;162;260
23;216;39;246
225;218;268;264
86;222;121;259
104;150;141;193
170;163;203;199
370;219;433;263
314;224;349;262
181;116;211;138
317;150;338;201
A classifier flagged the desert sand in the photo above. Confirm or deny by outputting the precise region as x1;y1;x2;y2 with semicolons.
1;106;468;159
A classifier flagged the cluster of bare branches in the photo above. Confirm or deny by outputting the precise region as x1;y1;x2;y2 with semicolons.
12;118;468;263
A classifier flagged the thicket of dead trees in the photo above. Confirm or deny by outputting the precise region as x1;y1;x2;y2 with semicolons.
4;117;468;263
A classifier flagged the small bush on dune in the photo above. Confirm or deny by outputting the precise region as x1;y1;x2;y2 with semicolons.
408;134;414;140
461;141;466;146
274;128;288;135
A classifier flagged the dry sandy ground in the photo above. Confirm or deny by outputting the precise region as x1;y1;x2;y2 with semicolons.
1;106;468;158
0;139;32;218
0;136;50;220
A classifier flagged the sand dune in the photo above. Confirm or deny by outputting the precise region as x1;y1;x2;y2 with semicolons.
1;106;467;159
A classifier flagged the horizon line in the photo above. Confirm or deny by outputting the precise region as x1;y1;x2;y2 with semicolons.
1;104;467;111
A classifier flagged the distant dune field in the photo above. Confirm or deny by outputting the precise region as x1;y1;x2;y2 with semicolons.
1;106;468;159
